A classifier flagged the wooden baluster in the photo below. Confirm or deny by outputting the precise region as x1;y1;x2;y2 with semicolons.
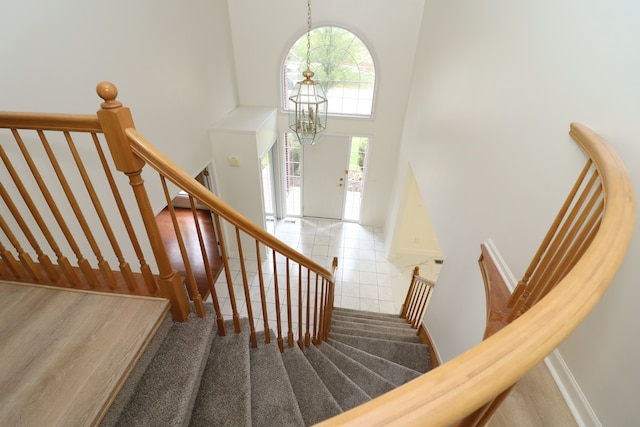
401;266;420;318
312;274;320;344
184;196;225;332
0;214;41;281
255;241;270;343
159;177;205;318
524;195;604;313
323;279;332;341
510;169;599;320
297;264;304;350
0;144;78;285
212;212;241;332
0;233;27;280
96;82;189;321
235;227;257;348
39;130;110;288
92;134;153;294
0;248;8;277
285;259;294;348
0;180;59;282
414;282;434;328
67;131;136;291
317;277;326;342
324;257;338;340
408;282;424;325
272;250;284;352
305;270;312;347
508;159;593;308
10;130;93;287
406;280;421;325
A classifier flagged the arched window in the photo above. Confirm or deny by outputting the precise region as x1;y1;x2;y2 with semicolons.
283;26;375;117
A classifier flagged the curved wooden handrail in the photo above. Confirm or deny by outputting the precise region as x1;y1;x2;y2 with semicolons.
316;122;635;426
124;128;335;284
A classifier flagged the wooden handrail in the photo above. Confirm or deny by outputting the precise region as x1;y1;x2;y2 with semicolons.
317;122;635;426
124;127;335;284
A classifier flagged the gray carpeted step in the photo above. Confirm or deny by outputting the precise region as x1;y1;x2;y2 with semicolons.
317;342;395;399
329;332;431;373
281;346;342;426
332;307;409;324
304;344;371;411
115;305;217;427
331;324;421;343
250;331;305;427
326;338;422;386
189;319;251;427
332;313;415;330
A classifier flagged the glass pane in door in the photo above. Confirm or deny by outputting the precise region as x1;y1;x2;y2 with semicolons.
343;137;368;221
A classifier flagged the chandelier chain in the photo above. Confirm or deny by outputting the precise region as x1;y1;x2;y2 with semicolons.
306;0;311;70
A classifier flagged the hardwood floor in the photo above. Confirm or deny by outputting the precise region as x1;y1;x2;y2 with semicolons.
490;361;577;426
156;207;224;299
0;282;169;426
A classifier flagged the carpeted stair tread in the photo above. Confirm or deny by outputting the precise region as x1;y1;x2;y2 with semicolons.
317;342;396;398
115;305;217;427
329;332;431;373
304;344;371;411
330;325;422;343
281;346;342;426
326;338;422;386
332;313;415;330
250;330;305;427
332;307;409;324
189;319;251;427
332;317;419;334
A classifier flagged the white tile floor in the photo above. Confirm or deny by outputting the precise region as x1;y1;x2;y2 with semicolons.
209;217;441;334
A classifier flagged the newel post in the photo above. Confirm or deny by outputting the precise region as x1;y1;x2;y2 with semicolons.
96;82;190;322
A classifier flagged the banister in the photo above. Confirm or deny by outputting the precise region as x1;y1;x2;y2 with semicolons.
316;122;635;426
123;127;335;284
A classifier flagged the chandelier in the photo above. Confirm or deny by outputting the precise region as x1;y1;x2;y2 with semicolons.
288;0;327;145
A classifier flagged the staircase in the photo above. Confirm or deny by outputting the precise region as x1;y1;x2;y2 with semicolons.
102;305;432;427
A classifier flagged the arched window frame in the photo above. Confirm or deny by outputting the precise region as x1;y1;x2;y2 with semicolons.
281;26;377;119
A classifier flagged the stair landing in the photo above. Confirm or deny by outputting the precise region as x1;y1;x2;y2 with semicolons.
0;281;169;427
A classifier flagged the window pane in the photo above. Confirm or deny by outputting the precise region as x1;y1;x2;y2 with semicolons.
284;27;375;117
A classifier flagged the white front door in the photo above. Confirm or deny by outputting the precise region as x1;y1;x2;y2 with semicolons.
302;135;350;219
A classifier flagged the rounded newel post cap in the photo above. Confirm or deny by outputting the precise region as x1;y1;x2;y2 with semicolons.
96;81;122;109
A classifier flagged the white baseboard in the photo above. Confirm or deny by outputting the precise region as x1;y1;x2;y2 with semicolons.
544;352;601;427
484;239;601;427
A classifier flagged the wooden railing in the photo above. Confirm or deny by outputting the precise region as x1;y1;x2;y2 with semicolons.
400;266;435;329
0;82;336;340
0;111;161;301
2;83;634;425
317;122;634;426
97;81;337;349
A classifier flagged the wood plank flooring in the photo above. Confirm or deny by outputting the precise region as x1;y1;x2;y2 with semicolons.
490;361;578;426
0;282;169;427
156;207;223;299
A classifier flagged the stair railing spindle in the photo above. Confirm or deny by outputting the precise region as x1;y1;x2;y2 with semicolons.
212;212;241;332
235;227;258;348
92;134;155;294
255;241;270;343
272;249;284;352
0;145;77;284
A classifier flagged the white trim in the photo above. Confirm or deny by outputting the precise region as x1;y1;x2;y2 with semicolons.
544;353;601;427
483;239;601;427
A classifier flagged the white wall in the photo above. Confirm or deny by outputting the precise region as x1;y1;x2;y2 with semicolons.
226;0;425;225
0;0;238;182
393;1;640;425
0;0;238;269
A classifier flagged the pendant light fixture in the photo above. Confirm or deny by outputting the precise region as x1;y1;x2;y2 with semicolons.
288;0;327;145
